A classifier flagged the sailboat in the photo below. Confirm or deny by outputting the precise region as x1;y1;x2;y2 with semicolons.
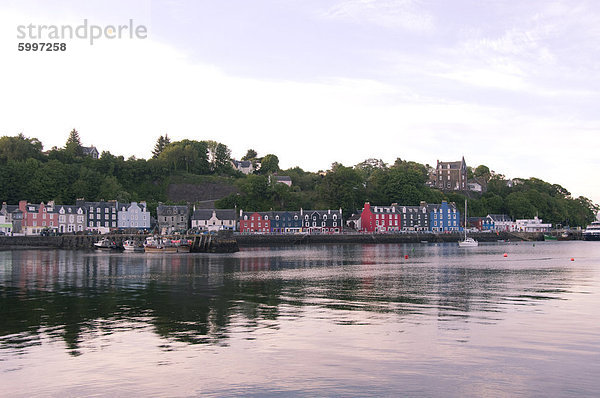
458;199;478;247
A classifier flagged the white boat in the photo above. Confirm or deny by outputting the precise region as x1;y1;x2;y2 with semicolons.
123;239;144;252
458;200;478;247
583;221;600;241
94;238;118;250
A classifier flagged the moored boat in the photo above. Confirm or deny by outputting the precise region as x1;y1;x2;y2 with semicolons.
458;200;478;247
583;221;600;241
144;236;179;253
94;238;118;250
123;239;145;252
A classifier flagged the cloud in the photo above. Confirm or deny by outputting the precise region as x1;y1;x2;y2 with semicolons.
320;0;435;33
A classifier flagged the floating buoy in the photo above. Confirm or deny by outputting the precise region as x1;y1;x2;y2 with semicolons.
571;258;575;261
404;255;409;259
503;253;508;257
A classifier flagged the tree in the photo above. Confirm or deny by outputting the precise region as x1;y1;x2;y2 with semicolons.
0;134;43;163
152;134;171;158
213;143;232;174
319;163;365;215
241;149;257;161
259;154;280;174
65;129;84;157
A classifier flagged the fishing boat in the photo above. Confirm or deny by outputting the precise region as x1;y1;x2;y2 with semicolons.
544;234;557;241
143;236;178;253
458;200;478;247
583;221;600;241
94;238;119;250
172;238;192;253
123;239;145;252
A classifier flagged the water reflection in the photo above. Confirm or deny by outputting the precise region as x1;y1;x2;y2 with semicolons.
0;243;594;357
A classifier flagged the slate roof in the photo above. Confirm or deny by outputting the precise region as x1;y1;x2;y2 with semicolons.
487;214;512;222
157;205;189;216
232;160;252;168
192;209;236;220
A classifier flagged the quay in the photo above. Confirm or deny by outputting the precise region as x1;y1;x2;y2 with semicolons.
0;231;239;253
0;231;583;251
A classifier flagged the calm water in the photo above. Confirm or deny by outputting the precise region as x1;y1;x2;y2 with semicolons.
1;242;599;397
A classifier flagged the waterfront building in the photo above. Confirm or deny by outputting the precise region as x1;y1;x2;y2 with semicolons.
346;213;361;231
18;200;58;235
157;204;190;234
0;203;22;235
359;203;400;232
239;211;271;233
79;200;118;234
117;202;151;230
516;216;551;232
191;209;236;232
398;202;430;231
429;200;460;232
301;209;343;234
270;211;302;233
484;214;516;231
55;204;86;233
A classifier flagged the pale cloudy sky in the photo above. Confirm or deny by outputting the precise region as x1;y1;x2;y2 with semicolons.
1;0;599;204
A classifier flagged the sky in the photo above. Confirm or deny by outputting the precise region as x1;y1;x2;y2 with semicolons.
1;0;599;204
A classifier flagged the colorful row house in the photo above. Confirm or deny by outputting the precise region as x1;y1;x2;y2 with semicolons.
429;200;460;232
359;203;401;232
239;209;343;234
19;200;58;235
356;200;460;233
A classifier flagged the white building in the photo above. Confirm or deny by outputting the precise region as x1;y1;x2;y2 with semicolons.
516;216;552;232
56;205;86;233
118;202;151;230
485;214;516;231
191;209;236;232
0;213;12;235
231;160;254;175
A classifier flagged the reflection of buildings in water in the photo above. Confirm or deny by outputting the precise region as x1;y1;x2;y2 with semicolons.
239;255;271;272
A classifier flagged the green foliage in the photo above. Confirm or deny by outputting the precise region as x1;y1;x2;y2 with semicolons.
152;134;171;158
64;129;84;158
0;132;597;227
259;154;280;174
319;163;365;215
241;149;257;161
0;134;43;163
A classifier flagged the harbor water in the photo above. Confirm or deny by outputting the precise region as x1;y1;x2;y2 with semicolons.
1;241;599;397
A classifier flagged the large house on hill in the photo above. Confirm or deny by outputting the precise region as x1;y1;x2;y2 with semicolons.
429;157;468;191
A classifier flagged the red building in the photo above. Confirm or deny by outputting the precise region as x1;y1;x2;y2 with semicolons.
239;211;271;233
18;200;58;235
359;202;401;233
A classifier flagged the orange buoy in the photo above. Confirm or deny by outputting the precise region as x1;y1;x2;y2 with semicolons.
503;253;508;257
404;255;409;259
571;258;575;261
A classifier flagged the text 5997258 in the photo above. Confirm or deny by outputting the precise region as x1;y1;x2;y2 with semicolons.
18;42;66;51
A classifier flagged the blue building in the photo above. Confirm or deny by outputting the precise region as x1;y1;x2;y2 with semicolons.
270;211;303;233
429;200;460;232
